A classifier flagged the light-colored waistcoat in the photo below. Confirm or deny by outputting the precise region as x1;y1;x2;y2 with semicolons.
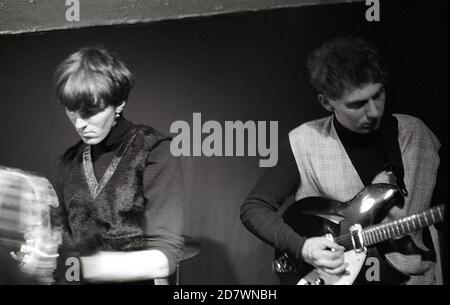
289;114;442;284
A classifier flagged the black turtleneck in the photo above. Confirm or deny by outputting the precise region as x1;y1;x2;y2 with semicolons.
91;117;134;181
333;115;406;192
333;116;386;186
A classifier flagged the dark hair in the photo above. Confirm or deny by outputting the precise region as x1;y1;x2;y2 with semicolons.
54;46;134;117
307;35;388;100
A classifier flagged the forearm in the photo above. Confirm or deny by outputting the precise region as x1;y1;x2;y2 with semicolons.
241;199;306;262
80;249;169;282
240;137;305;261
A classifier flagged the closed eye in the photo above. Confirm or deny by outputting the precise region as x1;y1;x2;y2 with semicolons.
346;87;385;109
372;87;385;100
347;100;368;109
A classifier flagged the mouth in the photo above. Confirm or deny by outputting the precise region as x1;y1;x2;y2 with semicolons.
362;121;378;129
82;133;96;138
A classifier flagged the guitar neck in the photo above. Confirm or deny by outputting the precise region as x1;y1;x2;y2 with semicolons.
362;205;445;247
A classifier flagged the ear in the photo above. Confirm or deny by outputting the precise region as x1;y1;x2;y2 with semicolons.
317;94;335;113
115;101;127;114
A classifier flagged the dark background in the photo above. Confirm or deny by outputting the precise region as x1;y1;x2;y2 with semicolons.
0;0;448;284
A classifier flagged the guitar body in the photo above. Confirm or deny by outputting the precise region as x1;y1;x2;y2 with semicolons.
298;250;367;285
278;183;410;285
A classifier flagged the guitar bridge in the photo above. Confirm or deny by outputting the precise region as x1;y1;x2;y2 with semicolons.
350;224;366;253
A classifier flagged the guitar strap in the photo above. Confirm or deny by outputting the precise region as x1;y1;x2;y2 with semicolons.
378;114;408;196
376;115;437;262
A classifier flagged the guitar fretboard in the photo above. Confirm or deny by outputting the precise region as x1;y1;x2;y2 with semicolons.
362;205;445;247
334;205;445;250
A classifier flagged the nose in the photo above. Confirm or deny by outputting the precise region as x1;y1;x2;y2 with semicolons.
75;117;88;131
366;99;382;120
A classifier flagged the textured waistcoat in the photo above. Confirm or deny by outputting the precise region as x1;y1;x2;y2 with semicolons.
60;125;170;251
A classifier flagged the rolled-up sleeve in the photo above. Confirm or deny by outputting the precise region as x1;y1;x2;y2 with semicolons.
143;139;184;275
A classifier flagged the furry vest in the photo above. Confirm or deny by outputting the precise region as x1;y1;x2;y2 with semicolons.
60;125;170;252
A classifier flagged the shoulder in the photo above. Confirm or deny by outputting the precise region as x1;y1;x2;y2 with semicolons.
59;140;84;164
393;114;426;132
393;113;441;150
56;140;83;184
133;124;172;149
131;125;177;165
288;115;333;144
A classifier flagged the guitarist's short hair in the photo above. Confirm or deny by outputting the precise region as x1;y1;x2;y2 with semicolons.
307;35;388;100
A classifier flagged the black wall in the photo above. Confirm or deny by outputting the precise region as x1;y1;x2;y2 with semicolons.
0;0;447;284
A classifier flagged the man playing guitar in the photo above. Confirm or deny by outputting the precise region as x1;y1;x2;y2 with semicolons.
240;35;444;285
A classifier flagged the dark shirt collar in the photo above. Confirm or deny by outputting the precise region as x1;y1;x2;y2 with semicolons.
333;115;382;147
94;116;134;152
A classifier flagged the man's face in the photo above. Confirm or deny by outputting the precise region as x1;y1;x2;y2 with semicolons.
329;83;385;134
65;106;117;145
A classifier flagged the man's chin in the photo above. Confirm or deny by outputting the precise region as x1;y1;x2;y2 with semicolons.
81;137;101;145
358;125;379;134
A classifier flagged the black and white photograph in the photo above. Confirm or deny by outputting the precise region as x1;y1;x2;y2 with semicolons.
0;0;448;297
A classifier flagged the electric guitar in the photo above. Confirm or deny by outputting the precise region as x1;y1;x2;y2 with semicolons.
275;183;445;285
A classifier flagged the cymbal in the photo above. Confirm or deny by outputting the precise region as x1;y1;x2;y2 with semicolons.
181;235;201;261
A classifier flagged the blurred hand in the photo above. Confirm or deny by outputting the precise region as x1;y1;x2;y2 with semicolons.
302;236;348;275
10;230;60;284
